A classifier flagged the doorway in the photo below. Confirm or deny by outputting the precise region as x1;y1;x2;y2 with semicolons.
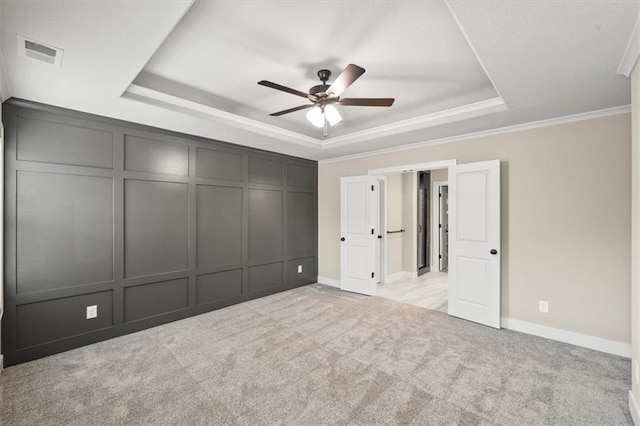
378;169;449;311
339;159;501;328
433;180;449;272
417;171;430;276
370;164;451;312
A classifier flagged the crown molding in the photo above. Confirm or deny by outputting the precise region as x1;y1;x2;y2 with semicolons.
124;83;322;148
124;81;506;151
618;13;640;77
319;104;631;164
320;97;507;149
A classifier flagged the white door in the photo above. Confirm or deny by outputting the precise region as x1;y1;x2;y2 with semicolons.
448;160;501;328
340;175;377;295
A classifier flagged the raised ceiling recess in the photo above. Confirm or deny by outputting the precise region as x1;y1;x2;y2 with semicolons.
126;1;501;142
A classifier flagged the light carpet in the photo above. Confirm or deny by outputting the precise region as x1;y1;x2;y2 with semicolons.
0;284;632;425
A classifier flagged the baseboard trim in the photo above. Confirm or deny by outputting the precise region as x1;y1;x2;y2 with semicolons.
630;391;640;425
384;271;404;282
317;276;340;288
501;317;631;358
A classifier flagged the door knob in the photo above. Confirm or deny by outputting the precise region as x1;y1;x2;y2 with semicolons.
340;237;345;241
377;235;382;239
490;249;498;255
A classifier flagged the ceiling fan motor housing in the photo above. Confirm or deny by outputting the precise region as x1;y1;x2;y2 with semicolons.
309;69;334;102
317;69;331;83
309;84;330;97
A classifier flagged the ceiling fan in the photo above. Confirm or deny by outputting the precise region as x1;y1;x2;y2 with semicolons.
258;64;394;135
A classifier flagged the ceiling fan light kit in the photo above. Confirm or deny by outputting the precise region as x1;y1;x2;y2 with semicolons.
323;104;342;126
306;106;325;128
258;63;394;136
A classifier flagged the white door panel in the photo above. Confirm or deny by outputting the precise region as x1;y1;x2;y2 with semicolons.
448;160;501;328
340;175;377;295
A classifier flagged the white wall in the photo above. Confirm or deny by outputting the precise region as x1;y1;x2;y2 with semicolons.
319;113;631;344
385;174;404;276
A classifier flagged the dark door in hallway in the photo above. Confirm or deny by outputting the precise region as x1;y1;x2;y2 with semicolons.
417;171;430;276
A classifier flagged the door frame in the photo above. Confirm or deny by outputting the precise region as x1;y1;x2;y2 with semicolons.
375;176;387;283
432;180;448;271
369;160;457;283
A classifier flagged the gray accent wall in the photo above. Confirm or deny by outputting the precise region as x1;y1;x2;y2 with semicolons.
2;99;318;366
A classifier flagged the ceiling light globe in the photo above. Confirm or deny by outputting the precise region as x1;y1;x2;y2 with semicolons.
324;104;342;126
306;106;324;128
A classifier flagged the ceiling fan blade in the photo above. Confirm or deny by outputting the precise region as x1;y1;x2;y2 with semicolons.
270;104;314;117
258;80;309;99
327;64;365;97
338;98;395;107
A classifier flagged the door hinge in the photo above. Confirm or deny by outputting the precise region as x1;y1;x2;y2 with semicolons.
371;229;374;235
439;224;442;228
371;185;374;191
439;192;442;197
371;272;374;278
439;255;442;259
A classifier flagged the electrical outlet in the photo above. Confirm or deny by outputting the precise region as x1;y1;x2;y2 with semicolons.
538;300;549;314
86;305;97;319
297;265;303;273
634;360;639;384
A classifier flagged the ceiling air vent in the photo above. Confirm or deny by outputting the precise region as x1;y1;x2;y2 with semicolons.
17;35;64;67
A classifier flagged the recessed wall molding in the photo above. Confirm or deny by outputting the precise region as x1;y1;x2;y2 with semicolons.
1;99;318;366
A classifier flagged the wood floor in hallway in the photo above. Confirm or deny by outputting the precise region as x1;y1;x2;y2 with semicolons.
377;271;448;312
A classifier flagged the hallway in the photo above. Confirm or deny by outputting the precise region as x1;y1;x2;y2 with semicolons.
377;272;448;312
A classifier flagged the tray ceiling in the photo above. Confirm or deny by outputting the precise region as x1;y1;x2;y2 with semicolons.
133;1;499;139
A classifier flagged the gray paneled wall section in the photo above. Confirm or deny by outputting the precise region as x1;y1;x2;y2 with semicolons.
1;99;318;366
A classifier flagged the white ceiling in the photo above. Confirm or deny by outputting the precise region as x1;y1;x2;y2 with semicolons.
0;0;638;161
137;1;499;138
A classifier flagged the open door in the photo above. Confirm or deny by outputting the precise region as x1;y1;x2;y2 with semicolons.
440;185;449;272
340;175;377;295
448;160;501;328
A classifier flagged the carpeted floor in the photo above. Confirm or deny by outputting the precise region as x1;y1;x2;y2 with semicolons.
0;284;632;425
